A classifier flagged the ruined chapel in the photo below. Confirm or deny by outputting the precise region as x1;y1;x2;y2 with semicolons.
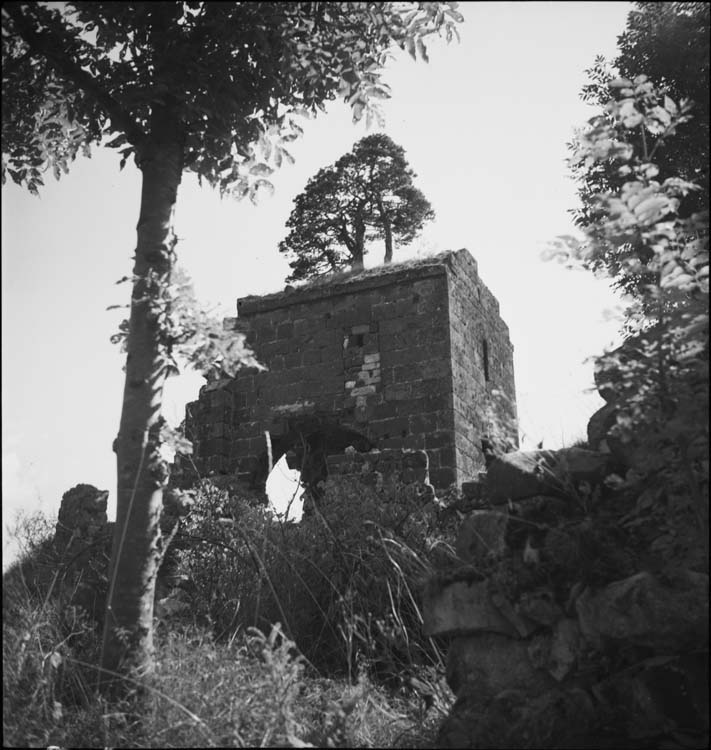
183;248;517;492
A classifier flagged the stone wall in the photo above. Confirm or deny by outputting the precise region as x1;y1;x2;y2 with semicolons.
184;249;516;491
447;250;518;480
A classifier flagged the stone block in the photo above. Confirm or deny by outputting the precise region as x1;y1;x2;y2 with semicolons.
455;510;508;563
203;437;229;456
209;389;231;408
301;349;321;366
461;480;484;500
422;428;452;451
351;385;376;397
445;632;555;697
208;422;229;439
517;587;564;627
408;412;438;434
429;467;456;488
422;578;519;638
575;570;709;651
485;448;612;504
401;449;427;470
276;322;294;339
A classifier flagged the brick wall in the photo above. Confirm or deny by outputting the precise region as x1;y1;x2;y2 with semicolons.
183;249;516;491
446;250;518;481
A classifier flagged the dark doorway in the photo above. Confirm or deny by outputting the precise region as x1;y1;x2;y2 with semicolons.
253;419;373;493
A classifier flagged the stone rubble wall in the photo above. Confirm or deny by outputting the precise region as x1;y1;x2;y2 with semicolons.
324;446;435;501
422;444;709;748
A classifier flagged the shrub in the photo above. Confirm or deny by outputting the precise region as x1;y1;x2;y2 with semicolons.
168;475;456;682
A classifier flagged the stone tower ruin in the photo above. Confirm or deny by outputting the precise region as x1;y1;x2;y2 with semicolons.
183;249;517;491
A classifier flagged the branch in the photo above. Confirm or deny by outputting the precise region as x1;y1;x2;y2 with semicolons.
3;3;146;150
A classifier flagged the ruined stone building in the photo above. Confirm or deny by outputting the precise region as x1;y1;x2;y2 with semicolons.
183;248;517;492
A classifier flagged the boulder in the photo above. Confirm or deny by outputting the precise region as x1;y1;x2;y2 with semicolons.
455;510;509;563
592;654;710;741
575;570;709;651
516;587;564;627
484;448;611;504
586;402;617;452
439;684;597;749
527;618;581;682
445;632;555;697
423;577;519;638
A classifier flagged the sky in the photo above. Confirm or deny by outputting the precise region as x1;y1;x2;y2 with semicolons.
1;1;634;565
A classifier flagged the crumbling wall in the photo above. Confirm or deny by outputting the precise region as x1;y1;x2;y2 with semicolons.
184;249;516;491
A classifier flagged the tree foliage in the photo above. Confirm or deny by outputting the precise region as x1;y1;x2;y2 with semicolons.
1;0;463;688
279;133;435;281
570;2;709;294
3;2;463;200
548;75;709;568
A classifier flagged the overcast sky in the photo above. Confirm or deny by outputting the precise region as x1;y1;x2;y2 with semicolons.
2;1;633;564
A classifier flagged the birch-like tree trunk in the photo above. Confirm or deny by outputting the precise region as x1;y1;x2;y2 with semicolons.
100;104;183;687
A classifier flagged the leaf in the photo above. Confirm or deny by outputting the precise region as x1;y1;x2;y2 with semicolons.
663;95;678;116
249;162;273;176
619;101;644;128
106;134;127;148
405;36;416;61
416;37;429;63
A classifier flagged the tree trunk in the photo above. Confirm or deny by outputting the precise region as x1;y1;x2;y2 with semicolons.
378;198;393;264
100;105;183;691
352;213;366;271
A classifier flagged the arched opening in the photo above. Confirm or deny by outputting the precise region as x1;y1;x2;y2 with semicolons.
253;420;373;497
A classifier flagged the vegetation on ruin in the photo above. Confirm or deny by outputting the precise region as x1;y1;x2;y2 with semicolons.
3;2;708;748
442;2;708;744
3;475;459;748
547;7;709;565
278;134;435;281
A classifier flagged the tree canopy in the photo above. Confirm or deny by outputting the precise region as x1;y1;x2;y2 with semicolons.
279;133;435;281
1;0;463;688
570;1;709;295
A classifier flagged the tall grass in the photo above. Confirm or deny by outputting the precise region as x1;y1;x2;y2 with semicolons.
171;476;455;682
3;476;455;748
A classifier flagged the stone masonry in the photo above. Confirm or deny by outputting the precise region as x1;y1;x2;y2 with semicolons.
183;249;517;491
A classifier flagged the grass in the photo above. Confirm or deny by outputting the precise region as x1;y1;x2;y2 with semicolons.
3;488;454;749
3;592;450;748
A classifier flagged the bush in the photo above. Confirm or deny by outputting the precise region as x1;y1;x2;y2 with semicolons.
168;475;456;682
